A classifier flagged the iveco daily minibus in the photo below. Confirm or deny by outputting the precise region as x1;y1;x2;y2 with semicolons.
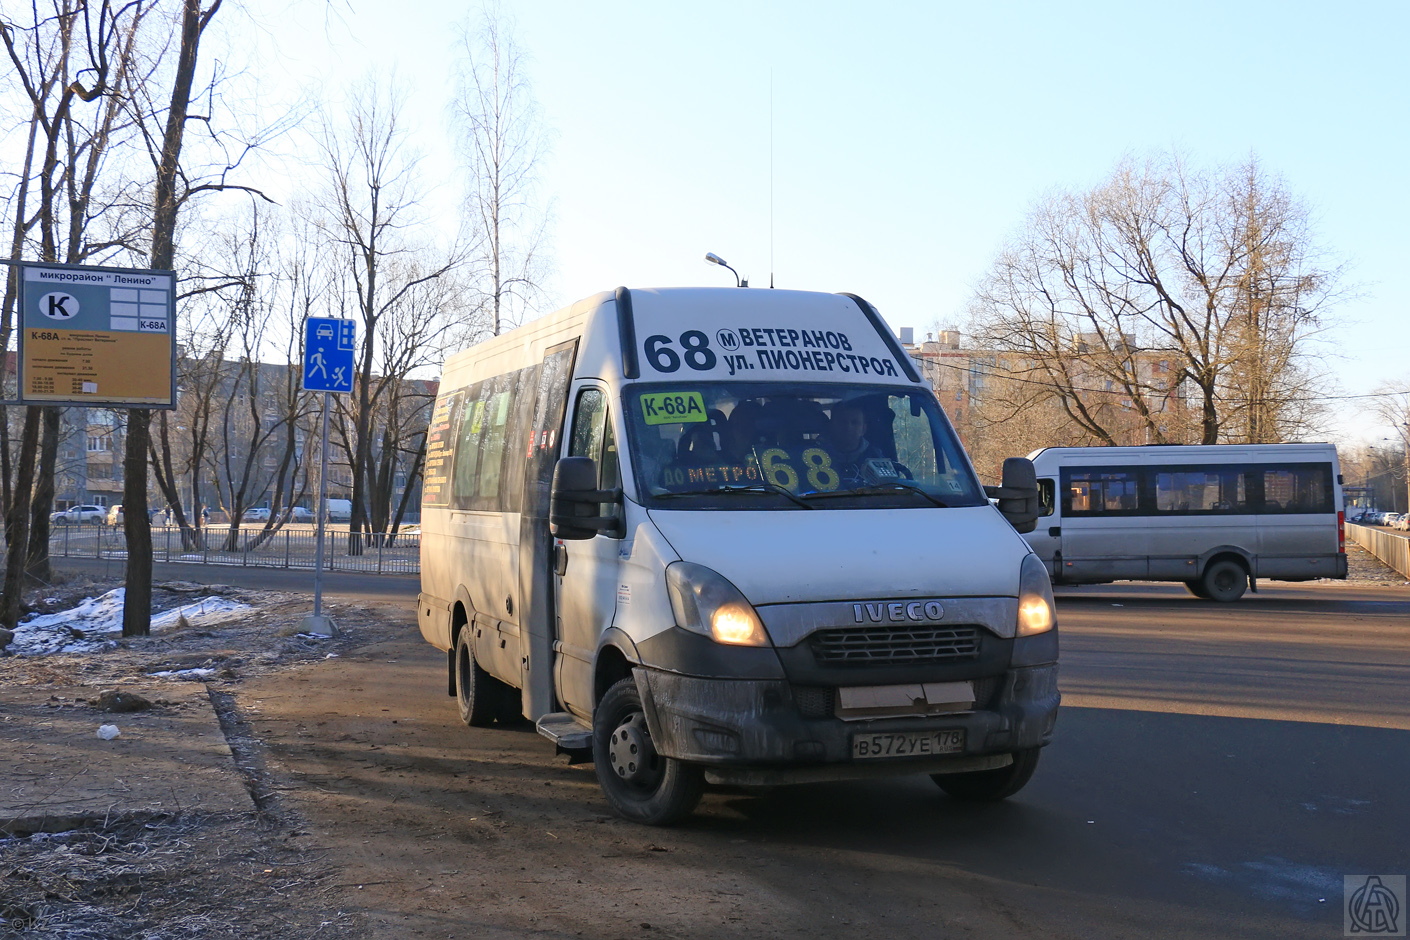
417;286;1058;824
1023;443;1347;601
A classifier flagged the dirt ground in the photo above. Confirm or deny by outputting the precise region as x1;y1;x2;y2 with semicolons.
1;544;1405;939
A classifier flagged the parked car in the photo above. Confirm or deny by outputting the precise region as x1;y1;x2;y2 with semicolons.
243;507;271;522
51;505;105;525
1382;513;1403;529
1396;514;1410;532
106;505;171;526
283;506;314;523
324;499;352;522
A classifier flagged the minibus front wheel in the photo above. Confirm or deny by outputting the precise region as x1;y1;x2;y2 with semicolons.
593;677;704;825
931;747;1041;801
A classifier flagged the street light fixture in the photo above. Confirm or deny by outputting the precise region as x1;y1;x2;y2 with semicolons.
704;252;743;287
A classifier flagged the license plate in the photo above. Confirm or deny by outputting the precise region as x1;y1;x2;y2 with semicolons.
851;729;965;759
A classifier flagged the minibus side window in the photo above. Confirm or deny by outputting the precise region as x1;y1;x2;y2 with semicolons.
477;375;515;505
1038;479;1054;517
1262;464;1333;513
450;380;488;509
1064;469;1140;515
568;388;621;531
1154;468;1247;513
569;388;606;464
498;368;534;514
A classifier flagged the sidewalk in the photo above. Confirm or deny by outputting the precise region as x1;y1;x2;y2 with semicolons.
0;683;252;836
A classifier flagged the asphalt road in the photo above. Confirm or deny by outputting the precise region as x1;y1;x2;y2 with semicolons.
195;576;1409;939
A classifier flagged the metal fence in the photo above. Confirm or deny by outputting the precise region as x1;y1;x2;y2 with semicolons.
1346;523;1410;580
45;523;420;575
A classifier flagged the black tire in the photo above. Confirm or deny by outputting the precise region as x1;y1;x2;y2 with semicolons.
454;628;507;727
1184;579;1210;599
593;676;703;825
931;747;1041;802
1199;558;1248;602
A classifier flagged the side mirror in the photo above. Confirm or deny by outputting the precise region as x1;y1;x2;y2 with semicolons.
550;456;622;540
984;457;1039;534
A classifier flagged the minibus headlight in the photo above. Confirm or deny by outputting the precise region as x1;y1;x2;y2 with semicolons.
1016;553;1056;637
665;562;770;647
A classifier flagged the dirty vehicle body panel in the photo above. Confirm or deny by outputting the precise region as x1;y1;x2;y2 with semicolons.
418;287;1058;820
1023;444;1348;599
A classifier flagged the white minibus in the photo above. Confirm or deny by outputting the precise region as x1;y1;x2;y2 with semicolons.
418;286;1058;824
1023;443;1347;601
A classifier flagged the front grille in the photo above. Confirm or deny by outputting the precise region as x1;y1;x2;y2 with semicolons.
810;624;982;665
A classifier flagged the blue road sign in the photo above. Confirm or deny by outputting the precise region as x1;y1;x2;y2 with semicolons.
303;318;356;393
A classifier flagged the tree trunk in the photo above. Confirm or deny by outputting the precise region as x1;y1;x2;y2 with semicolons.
1;409;42;631
123;0;219;638
26;406;62;583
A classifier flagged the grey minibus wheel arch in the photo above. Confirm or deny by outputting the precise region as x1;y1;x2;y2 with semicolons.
592;676;704;825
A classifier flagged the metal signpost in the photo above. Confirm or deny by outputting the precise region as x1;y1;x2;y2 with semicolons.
13;260;177;408
301;317;357;636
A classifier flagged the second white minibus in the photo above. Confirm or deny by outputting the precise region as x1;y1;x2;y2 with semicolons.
418;286;1058;824
1022;443;1347;601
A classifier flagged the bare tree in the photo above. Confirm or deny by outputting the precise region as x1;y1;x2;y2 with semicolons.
1372;381;1410;515
120;0;224;637
453;7;548;336
312;78;465;552
1;0;145;631
969;152;1343;450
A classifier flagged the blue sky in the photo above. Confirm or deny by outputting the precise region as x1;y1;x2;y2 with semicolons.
242;0;1408;443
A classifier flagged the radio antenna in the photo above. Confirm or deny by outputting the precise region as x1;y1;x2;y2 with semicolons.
769;69;775;289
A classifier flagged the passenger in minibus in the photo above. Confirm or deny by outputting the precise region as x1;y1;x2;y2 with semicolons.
722;400;766;461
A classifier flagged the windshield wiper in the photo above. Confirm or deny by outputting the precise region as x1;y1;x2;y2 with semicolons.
800;481;952;508
653;482;816;509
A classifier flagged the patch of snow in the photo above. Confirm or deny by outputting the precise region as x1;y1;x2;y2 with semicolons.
9;588;251;657
150;596;250;630
147;667;218;679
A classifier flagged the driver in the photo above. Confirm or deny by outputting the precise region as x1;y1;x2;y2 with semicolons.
824;401;884;477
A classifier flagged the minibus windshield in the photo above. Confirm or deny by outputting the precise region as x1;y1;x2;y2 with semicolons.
623;382;987;510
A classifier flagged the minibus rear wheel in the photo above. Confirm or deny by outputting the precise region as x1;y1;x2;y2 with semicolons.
1199;558;1248;602
593;677;704;825
455;629;508;727
931;747;1041;801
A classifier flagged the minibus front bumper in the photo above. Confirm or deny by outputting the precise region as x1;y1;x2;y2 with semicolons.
632;663;1060;787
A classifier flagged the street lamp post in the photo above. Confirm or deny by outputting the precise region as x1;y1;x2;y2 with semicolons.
704;252;744;287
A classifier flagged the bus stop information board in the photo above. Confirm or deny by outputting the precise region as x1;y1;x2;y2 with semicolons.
17;261;176;408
